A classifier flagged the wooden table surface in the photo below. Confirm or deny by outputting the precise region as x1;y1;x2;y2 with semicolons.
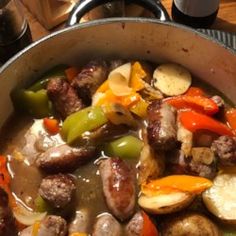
22;0;236;42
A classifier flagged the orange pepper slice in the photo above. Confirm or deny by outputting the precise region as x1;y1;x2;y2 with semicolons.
142;175;212;196
96;80;110;93
185;87;205;97
225;108;236;133
95;89;141;108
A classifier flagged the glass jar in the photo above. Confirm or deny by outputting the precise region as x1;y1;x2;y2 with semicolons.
0;0;32;65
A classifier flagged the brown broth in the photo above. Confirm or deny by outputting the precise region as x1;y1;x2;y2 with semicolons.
1;76;236;235
0;113;140;233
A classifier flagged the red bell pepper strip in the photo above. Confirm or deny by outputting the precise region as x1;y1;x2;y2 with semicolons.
0;156;10;192
165;95;219;115
43;118;60;135
141;211;159;236
185;87;205;97
179;110;233;136
0;155;16;208
225;108;236;132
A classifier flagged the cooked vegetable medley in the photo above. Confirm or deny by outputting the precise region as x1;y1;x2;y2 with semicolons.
1;59;236;235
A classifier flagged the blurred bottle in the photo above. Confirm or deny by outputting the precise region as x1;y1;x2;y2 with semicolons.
171;0;220;28
0;0;32;65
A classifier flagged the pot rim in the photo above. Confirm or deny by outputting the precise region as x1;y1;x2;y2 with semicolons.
1;17;235;74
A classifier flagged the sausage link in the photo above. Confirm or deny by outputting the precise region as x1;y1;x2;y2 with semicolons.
147;100;177;151
36;144;96;173
126;212;144;236
92;214;122;236
47;77;84;119
99;158;136;221
72;60;108;105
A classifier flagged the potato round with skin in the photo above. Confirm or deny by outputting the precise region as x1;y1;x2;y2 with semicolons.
138;191;194;214
161;212;221;236
203;173;236;224
153;63;192;96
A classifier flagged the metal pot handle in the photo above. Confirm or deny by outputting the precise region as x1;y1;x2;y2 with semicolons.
67;0;170;26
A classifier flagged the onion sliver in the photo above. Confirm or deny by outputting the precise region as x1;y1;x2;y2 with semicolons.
108;72;132;96
13;204;47;226
109;62;131;82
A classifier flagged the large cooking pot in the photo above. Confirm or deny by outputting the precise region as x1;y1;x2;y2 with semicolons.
0;0;236;128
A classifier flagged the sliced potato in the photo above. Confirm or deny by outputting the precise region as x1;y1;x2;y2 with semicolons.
161;212;222;236
177;119;193;157
138;191;194;214
138;144;165;185
203;173;236;224
191;147;215;165
153;63;192;96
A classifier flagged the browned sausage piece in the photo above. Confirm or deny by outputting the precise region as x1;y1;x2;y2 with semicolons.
211;135;236;166
125;212;144;236
167;149;217;179
0;188;17;236
39;174;76;208
92;214;122;236
72;60;108;105
39;215;67;236
147;100;177;151
47;77;84;119
36;144;96;173
20;215;67;236
99;158;136;221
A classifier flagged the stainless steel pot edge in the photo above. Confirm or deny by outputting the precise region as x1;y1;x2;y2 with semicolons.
1;17;235;74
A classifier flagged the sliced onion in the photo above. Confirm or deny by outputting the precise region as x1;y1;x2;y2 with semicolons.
13;204;47;226
109;62;131;82
108;72;132;96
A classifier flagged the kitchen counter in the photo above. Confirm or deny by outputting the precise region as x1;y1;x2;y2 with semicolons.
22;0;236;41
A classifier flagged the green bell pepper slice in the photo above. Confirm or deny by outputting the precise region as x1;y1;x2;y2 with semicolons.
11;89;52;118
62;106;108;144
34;195;53;213
104;135;143;159
29;64;68;91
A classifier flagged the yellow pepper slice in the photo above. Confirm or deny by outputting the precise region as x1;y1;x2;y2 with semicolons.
32;221;41;236
130;62;146;91
130;98;149;118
